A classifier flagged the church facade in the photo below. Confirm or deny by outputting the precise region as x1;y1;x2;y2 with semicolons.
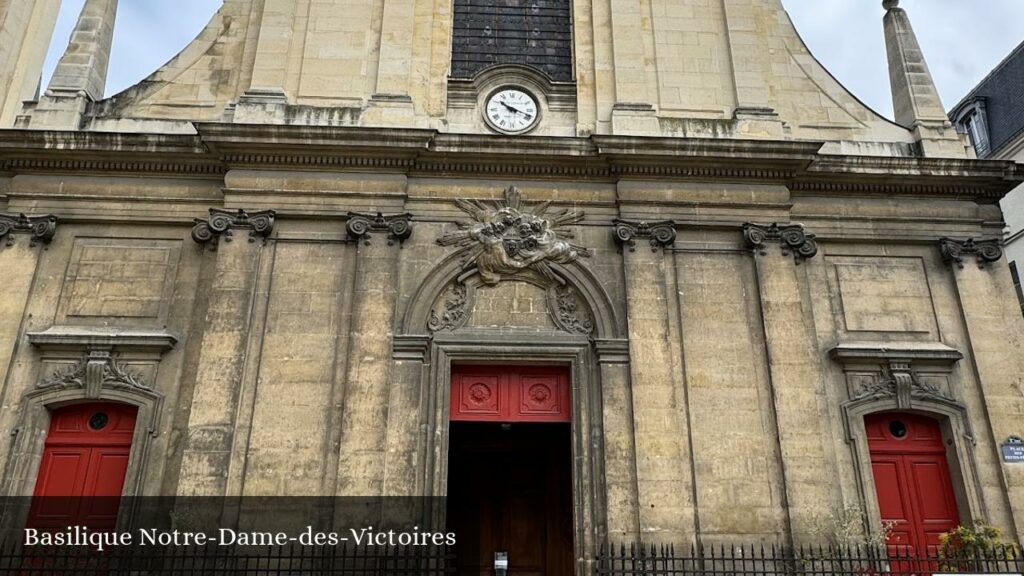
0;0;1023;572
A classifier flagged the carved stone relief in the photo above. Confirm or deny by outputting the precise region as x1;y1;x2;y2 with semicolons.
940;237;1002;269
0;213;58;247
850;360;953;408
191;208;276;248
743;222;819;263
428;282;469;333
346;212;413;245
38;350;151;400
552;285;594;335
437;186;591;285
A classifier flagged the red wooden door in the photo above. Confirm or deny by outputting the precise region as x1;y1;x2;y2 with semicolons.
866;413;960;554
451;365;570;423
28;403;138;531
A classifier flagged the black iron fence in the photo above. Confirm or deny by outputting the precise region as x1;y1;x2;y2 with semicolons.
596;543;1024;576
0;540;455;574
0;540;1020;575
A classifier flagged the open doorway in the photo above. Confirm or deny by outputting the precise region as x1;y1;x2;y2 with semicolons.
446;365;574;576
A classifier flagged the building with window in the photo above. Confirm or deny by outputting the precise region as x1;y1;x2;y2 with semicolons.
950;40;1024;315
0;0;1023;573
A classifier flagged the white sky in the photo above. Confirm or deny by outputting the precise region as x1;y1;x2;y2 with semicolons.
41;0;1024;119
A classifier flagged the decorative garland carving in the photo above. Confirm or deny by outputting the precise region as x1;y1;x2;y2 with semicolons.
851;361;952;408
191;208;276;248
742;222;819;263
939;238;1002;269
38;351;150;400
0;213;58;247
612;219;676;252
428;282;469;333
437;186;591;285
346;212;413;245
553;286;594;335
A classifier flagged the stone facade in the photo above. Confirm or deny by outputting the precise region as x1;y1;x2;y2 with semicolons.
0;0;1023;572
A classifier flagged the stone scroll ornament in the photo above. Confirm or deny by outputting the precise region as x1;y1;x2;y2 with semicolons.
939;238;1002;269
0;213;58;247
191;208;276;248
743;222;818;263
437;186;592;285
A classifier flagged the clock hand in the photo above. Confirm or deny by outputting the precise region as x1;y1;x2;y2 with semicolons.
501;101;527;115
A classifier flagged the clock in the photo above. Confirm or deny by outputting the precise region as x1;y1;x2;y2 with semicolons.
484;87;540;134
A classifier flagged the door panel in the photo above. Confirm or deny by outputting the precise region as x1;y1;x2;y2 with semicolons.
451;365;570;423
866;413;960;554
28;403;138;531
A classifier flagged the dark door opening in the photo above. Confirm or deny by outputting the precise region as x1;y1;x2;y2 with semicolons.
447;421;574;576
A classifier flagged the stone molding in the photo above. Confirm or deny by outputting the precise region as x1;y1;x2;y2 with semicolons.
191;208;276;248
612;219;676;252
0;213;58;247
2;128;1021;200
742;222;819;263
939;237;1003;269
27;326;178;351
346;212;413;245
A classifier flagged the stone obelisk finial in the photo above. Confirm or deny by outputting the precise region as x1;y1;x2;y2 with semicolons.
46;0;119;100
882;0;947;128
882;0;966;157
27;0;118;129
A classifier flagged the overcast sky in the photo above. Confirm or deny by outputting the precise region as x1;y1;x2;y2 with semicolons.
42;0;1024;119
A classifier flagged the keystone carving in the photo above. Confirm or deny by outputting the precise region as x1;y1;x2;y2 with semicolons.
38;351;150;400
743;222;819;263
437;186;591;285
346;212;413;245
0;213;58;247
428;282;468;333
612;219;676;252
940;237;1002;269
852;361;951;408
191;208;276;247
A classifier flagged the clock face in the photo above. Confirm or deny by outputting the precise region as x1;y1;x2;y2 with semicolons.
485;88;539;134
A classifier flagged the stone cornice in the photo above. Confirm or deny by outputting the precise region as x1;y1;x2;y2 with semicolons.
792;154;1023;200
0;129;223;176
0;126;1020;199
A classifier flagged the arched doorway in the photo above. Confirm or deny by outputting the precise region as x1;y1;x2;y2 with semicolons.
27;403;138;531
866;412;961;553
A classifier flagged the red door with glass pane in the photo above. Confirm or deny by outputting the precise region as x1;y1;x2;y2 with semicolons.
27;403;137;531
867;413;960;554
450;365;570;423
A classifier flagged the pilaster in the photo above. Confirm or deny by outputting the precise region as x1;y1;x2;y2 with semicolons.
743;222;833;541
942;238;1024;542
177;209;275;502
335;220;406;497
616;219;696;543
0;213;57;408
608;0;657;134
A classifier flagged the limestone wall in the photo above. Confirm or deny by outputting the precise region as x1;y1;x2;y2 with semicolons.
0;133;1021;552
